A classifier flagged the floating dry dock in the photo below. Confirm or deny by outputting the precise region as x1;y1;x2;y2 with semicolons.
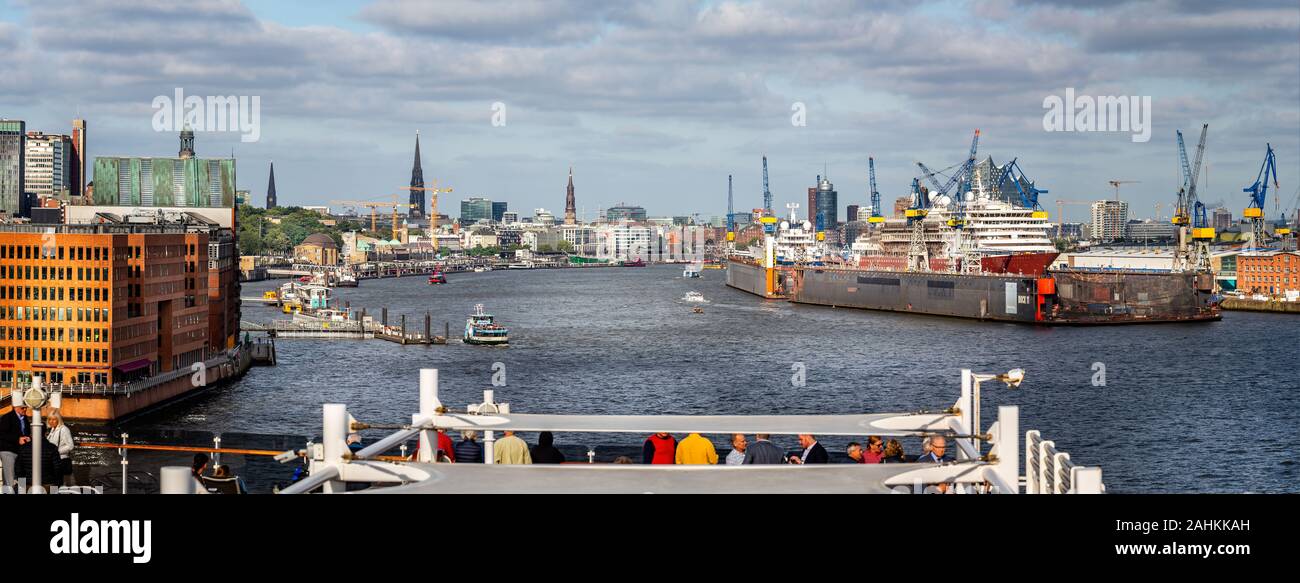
727;255;1221;325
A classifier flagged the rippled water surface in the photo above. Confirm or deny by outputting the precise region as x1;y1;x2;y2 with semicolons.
110;265;1299;493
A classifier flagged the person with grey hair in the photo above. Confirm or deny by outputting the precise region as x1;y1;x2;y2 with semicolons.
46;412;74;486
454;430;484;463
725;434;747;465
917;435;947;463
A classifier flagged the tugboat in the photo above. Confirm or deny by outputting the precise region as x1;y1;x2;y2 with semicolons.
428;269;448;285
464;304;509;345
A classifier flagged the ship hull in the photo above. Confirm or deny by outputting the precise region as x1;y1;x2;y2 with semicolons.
726;258;1220;325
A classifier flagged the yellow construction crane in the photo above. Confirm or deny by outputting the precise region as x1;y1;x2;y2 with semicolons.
401;179;453;224
329;195;416;241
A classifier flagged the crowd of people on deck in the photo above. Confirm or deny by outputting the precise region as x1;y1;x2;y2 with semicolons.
409;428;953;466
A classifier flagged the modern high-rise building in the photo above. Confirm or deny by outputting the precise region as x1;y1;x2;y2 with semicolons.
408;131;425;219
0;119;25;217
847;204;861;223
70;118;87;199
564;167;577;225
266;161;277;209
1090;200;1129;242
492;201;508;223
807;183;818;225
460;197;493;224
814;176;838;240
24;132;73;200
605;204;647;223
501;211;519;224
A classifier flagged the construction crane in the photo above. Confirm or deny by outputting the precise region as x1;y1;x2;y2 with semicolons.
1108;180;1140;202
867;157;884;224
402;179;453;225
761;156;772;214
1243;143;1279;249
330;195;416;241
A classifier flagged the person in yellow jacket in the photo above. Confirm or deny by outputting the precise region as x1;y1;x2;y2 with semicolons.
675;433;718;465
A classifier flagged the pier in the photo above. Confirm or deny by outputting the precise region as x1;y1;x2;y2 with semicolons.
240;309;450;344
1220;297;1300;314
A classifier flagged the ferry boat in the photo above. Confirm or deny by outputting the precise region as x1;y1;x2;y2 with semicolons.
507;261;535;270
428;270;448;285
336;271;359;287
464;304;509;345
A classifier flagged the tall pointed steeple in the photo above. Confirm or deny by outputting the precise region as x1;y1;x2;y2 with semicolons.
409;130;426;219
564;166;577;225
266;161;277;209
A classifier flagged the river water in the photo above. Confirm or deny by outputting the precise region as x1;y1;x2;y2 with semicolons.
97;265;1298;493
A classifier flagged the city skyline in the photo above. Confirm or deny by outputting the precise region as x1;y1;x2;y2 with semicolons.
0;0;1297;223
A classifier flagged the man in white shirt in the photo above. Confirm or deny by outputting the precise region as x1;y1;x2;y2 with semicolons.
724;434;747;465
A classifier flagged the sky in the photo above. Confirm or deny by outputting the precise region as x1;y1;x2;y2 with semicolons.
1;0;1297;223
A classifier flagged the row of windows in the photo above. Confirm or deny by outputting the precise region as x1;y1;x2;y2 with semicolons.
1;285;108;302
1;325;108;343
4;345;108;364
0;305;110;322
0;371;110;386
0;264;111;281
1;245;109;261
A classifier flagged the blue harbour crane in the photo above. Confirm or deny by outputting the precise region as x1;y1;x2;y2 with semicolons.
868;157;884;224
761;156;772;215
1243;143;1280;248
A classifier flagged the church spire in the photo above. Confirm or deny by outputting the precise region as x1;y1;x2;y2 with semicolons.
564;166;577;225
409;130;426;219
266;161;277;209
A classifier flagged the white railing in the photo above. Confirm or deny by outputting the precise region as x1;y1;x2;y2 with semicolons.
1024;429;1104;493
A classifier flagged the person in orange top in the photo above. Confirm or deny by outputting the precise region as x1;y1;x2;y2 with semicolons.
675;433;718;465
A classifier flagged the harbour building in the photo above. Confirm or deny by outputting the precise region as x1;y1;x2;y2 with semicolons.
0;120;25;217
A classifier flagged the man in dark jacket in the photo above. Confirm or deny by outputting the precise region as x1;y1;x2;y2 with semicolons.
454;430;484;463
531;431;566;464
0;405;31;489
742;434;785;464
790;434;829;464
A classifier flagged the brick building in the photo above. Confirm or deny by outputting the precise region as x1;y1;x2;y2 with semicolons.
0;223;211;387
1237;251;1300;295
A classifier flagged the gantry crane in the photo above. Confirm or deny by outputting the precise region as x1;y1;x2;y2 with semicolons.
1170;124;1211;271
761;155;772;215
867;157;884;224
1243;144;1279;250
